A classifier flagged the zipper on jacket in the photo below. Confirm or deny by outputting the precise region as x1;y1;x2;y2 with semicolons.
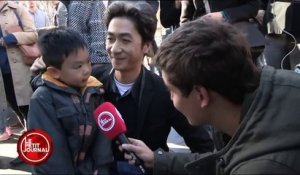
81;94;88;144
216;157;226;175
75;94;88;164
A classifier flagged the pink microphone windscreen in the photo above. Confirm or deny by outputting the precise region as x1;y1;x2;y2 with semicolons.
94;102;127;140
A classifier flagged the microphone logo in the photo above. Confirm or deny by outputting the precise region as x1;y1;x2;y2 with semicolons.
97;111;115;132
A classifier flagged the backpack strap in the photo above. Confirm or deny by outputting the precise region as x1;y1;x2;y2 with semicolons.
12;8;24;31
0;3;8;13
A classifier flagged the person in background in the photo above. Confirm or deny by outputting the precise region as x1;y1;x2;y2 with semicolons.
15;0;28;8
27;28;113;174
258;0;300;69
108;0;159;14
27;0;49;29
0;0;37;127
180;0;263;62
0;69;12;141
93;2;214;174
52;0;67;27
120;18;300;175
29;0;113;78
180;0;259;24
67;0;111;75
159;0;181;30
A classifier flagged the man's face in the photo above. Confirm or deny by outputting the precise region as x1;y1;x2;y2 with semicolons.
106;17;150;74
52;0;59;5
27;0;36;9
162;71;208;125
57;48;92;88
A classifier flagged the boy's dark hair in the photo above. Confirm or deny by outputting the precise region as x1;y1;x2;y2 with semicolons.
155;19;260;104
105;1;157;43
38;27;87;69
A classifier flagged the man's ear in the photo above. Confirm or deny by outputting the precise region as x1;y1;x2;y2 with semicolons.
142;41;152;55
46;66;60;79
194;85;210;108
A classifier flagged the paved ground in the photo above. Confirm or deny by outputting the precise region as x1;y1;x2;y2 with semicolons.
0;126;31;175
0;116;189;175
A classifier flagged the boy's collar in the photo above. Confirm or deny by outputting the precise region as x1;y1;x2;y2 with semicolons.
42;71;68;87
42;71;102;92
82;76;103;93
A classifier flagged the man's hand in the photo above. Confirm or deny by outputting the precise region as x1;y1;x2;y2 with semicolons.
201;12;225;22
120;138;155;168
30;57;46;73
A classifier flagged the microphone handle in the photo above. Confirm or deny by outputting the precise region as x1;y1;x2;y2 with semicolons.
118;134;146;174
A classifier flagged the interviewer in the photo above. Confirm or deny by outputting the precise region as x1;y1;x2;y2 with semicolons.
121;18;300;175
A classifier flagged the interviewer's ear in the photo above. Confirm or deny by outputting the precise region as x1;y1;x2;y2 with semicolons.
143;41;151;55
194;85;210;108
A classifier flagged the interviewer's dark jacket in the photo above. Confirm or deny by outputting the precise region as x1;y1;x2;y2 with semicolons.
153;66;300;174
28;72;113;174
181;0;259;23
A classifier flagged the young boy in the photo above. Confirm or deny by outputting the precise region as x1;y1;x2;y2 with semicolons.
27;28;113;174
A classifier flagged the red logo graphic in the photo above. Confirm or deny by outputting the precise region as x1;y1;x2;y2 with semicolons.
98;111;115;132
17;129;53;165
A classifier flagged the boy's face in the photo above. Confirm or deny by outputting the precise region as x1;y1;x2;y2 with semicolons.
162;71;209;125
106;17;150;74
57;47;91;88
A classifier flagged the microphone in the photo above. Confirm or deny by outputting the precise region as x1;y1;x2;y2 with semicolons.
94;102;146;174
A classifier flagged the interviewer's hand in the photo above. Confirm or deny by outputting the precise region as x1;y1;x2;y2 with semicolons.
120;138;154;168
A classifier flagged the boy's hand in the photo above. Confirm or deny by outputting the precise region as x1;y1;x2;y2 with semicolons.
120;138;154;168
